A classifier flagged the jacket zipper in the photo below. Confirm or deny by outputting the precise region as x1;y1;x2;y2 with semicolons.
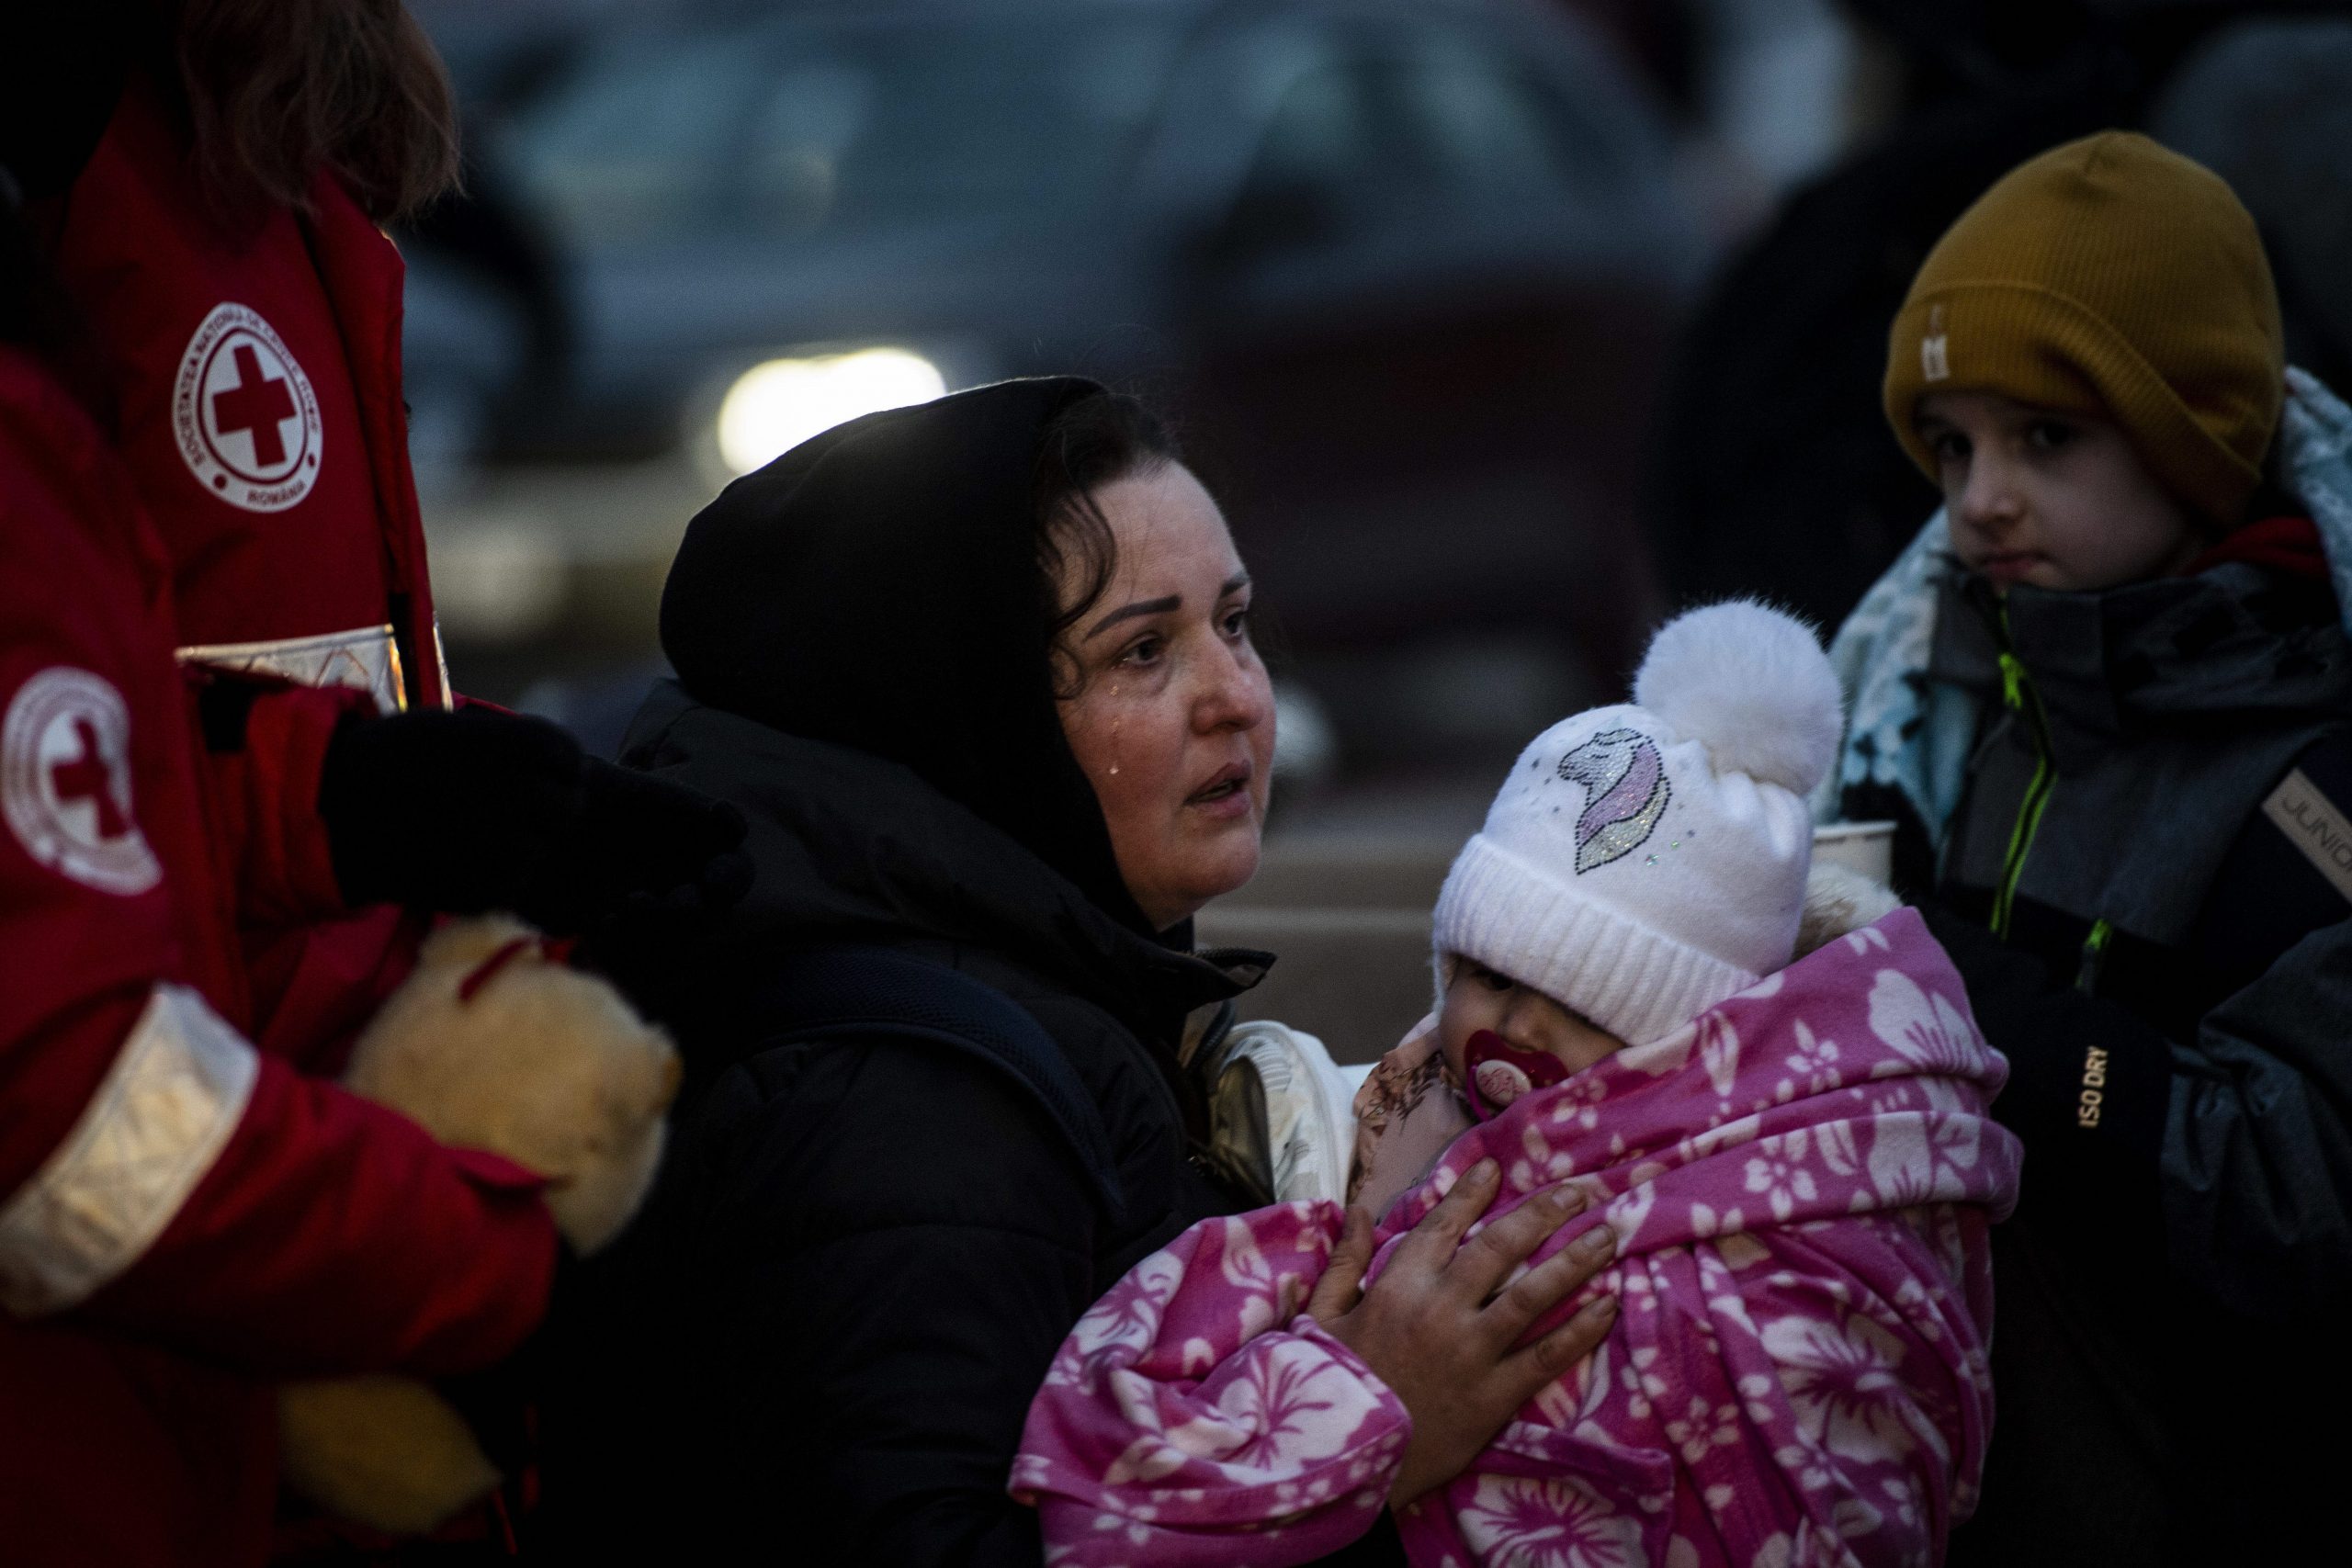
1990;602;2056;941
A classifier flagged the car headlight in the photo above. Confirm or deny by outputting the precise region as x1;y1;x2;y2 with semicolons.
715;347;947;475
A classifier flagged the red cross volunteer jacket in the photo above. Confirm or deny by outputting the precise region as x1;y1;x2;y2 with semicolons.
0;346;556;1562
44;74;452;1065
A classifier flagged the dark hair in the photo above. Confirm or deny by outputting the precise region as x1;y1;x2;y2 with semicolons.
175;0;461;224
1034;389;1181;697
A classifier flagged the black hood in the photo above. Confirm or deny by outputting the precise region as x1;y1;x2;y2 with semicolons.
617;681;1263;1051
658;375;1145;931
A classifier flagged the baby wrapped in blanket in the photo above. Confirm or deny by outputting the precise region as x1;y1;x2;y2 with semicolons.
1012;603;2022;1567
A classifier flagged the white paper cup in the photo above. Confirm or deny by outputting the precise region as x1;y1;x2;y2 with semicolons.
1812;820;1897;886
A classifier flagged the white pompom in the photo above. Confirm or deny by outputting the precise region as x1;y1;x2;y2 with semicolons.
1632;601;1842;795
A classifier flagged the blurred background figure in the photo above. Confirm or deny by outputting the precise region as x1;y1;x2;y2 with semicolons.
1645;0;2352;630
403;0;1706;782
396;0;2352;1061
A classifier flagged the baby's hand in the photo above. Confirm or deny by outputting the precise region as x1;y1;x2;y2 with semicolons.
1310;1163;1619;1506
1350;1014;1473;1214
1353;1012;1443;1119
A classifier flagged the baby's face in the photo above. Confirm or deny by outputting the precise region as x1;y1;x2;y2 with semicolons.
1438;959;1626;1098
1917;389;2203;592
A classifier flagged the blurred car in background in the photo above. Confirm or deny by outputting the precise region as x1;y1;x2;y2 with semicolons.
404;0;1709;767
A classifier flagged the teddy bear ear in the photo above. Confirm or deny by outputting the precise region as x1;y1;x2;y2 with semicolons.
424;912;540;969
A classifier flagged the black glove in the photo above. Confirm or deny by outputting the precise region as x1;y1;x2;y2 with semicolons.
320;706;582;913
515;756;752;936
319;708;749;931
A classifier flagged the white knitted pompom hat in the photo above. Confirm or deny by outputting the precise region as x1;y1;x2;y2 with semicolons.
1431;601;1843;1046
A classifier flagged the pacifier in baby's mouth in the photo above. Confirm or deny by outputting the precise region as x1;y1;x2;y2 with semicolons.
1464;1030;1571;1121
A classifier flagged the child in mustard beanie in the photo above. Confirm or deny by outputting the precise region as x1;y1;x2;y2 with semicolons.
1883;130;2284;550
1826;130;2352;1565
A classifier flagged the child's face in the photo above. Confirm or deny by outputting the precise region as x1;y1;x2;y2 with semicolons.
1438;959;1626;1090
1917;389;2204;592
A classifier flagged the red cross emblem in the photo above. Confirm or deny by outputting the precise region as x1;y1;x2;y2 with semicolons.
48;717;130;840
3;668;161;896
210;343;299;470
174;303;322;513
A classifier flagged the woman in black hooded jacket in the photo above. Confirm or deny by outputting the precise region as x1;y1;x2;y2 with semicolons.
548;378;1619;1564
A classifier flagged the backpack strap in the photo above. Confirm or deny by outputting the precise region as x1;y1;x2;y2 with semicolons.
748;948;1125;1224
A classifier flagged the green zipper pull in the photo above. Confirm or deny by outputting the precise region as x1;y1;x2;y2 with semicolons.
1988;606;2056;942
2075;918;2113;995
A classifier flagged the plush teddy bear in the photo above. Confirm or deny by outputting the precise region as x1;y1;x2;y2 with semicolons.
277;914;681;1536
1793;859;1904;957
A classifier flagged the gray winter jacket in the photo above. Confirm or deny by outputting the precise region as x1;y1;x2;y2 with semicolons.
1893;557;2352;1565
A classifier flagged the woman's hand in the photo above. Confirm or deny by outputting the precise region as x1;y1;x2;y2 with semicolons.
1306;1159;1619;1507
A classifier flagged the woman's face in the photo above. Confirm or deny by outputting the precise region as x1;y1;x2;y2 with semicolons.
1056;463;1275;931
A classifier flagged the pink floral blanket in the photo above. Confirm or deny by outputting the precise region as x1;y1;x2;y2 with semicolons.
1012;909;2021;1567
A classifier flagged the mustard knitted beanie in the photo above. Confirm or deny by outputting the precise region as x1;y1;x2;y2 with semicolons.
1883;131;2284;526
